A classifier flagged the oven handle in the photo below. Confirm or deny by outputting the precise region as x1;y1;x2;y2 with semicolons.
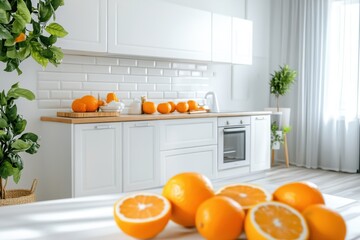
223;127;246;133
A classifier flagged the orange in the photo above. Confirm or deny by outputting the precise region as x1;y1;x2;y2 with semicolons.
196;196;245;240
187;100;198;111
217;183;272;212
176;102;189;113
273;181;325;212
106;92;119;103
157;102;171;114
81;95;99;112
245;201;309;240
303;204;346;240
143;101;156;114
14;32;26;43
162;172;214;227
113;193;171;239
168;101;176;113
71;99;86;112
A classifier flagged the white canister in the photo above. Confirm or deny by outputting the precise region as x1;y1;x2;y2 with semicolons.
128;98;142;115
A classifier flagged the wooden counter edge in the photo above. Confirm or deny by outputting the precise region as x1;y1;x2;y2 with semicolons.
40;111;273;124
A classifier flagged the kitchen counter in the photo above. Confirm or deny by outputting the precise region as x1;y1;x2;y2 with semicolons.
40;111;271;124
1;181;359;240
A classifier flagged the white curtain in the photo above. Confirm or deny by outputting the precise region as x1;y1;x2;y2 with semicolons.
271;0;360;172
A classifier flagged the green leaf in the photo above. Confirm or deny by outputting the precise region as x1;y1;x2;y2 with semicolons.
12;167;20;183
0;9;9;24
45;23;68;38
32;20;40;35
39;2;53;22
20;132;38;142
0;25;12;39
31;47;48;68
18;45;31;60
6;105;17;122
0;145;3;159
51;0;64;10
13;119;26;135
12;14;27;34
25;140;39;154
0;91;6;106
0;118;8;128
7;87;35;101
6;47;17;59
17;0;31;23
0;0;11;11
40;35;57;46
0;130;6;136
11;139;31;151
50;45;63;60
0;161;14;179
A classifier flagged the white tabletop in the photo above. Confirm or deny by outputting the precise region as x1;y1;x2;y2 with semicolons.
1;186;359;240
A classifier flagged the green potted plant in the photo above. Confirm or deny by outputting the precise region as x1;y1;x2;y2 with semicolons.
0;0;66;204
0;83;40;204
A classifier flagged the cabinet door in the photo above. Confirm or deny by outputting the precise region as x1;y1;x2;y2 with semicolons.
251;115;271;171
74;123;122;197
212;13;232;63
56;0;107;52
232;18;253;65
123;121;160;192
159;118;217;150
108;0;211;61
161;146;217;185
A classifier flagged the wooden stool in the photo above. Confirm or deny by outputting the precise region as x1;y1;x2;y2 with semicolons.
271;133;289;167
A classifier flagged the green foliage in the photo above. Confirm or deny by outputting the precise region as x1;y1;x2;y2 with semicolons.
269;65;297;111
0;0;67;74
0;83;39;186
270;122;292;148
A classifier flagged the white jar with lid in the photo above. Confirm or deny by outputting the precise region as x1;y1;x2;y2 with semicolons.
128;98;142;115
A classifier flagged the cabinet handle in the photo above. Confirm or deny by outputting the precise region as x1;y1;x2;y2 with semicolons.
135;122;151;127
94;125;113;130
256;117;265;120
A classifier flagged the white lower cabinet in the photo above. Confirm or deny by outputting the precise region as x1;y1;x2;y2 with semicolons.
74;123;122;197
250;115;271;171
160;146;217;184
123;121;160;192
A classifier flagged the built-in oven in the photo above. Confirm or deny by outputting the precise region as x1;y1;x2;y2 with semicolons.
218;117;251;170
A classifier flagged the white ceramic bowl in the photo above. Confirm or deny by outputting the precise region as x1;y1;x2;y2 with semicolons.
100;101;125;112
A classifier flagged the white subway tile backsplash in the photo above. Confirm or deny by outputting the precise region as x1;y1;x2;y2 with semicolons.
178;92;196;99
156;61;171;69
138;84;156;91
61;82;82;90
131;67;147;75
37;90;50;99
96;57;119;65
119;59;137;66
119;83;137;91
156;84;171;91
173;63;196;70
131;92;147;99
137;60;155;67
124;75;147;83
37;55;211;111
163;69;178;77
38;81;60;90
111;66;130;75
38;100;61;109
148;92;164;99
83;82;118;91
178;70;191;76
63;55;96;65
148;76;171;84
164;92;178;99
88;74;124;82
39;72;87;82
147;68;163;76
51;90;72;99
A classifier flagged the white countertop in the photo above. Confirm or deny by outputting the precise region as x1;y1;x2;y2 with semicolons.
1;182;360;240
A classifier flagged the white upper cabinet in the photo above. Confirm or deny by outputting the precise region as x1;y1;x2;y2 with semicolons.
108;0;212;61
232;18;253;65
212;13;232;63
56;0;107;52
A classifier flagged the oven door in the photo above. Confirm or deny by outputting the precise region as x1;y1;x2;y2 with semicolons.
218;125;250;170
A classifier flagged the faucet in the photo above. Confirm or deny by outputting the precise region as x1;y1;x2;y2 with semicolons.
204;91;220;113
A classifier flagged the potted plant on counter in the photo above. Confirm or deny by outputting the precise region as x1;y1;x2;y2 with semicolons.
0;83;40;205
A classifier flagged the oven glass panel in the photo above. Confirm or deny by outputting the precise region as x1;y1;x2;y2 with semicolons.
223;129;246;163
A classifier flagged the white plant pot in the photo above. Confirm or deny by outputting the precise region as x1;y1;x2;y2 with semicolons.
272;141;281;150
271;130;283;150
265;107;291;129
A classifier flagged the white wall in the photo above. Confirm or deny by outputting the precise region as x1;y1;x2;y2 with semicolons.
0;0;272;200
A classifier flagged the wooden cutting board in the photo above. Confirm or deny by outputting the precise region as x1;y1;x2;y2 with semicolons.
57;111;120;118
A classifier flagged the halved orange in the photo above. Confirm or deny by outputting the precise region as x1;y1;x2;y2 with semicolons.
113;193;171;239
245;201;309;240
217;183;272;211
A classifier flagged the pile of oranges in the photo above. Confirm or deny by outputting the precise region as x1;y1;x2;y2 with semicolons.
143;100;204;114
71;93;118;112
113;172;347;240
